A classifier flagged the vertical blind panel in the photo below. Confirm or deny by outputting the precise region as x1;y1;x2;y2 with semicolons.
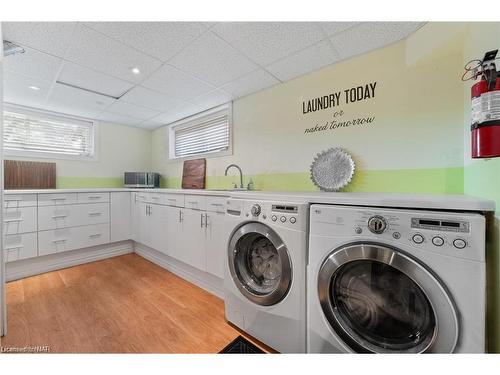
174;112;229;157
3;111;94;156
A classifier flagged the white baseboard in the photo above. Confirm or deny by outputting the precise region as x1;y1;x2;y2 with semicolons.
134;244;224;299
5;241;134;282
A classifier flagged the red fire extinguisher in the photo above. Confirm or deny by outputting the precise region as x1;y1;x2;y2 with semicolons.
465;50;500;158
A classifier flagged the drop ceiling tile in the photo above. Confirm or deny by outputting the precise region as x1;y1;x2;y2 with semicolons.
211;22;326;66
106;101;160;120
46;83;116;119
120;86;187;112
65;24;162;84
149;103;203;125
3;72;52;109
189;89;235;113
222;69;279;98
58;62;134;98
266;40;339;81
96;111;142;127
330;22;424;59
2;22;77;58
169;31;257;86
141;64;215;100
84;22;207;62
319;22;359;36
3;47;62;82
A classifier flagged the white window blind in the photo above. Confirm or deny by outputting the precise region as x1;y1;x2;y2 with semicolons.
3;109;95;158
171;107;230;159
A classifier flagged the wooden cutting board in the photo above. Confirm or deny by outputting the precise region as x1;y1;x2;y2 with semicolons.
182;158;206;189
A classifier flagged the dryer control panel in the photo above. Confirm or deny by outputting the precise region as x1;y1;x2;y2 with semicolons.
310;204;485;262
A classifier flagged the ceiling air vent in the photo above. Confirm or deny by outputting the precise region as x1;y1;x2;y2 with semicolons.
3;40;25;57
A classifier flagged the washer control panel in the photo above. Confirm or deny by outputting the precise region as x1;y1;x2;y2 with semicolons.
230;199;307;231
310;204;485;262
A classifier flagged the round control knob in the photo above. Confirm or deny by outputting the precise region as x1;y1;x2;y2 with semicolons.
412;234;424;244
290;217;297;224
453;239;467;249
251;204;261;216
368;216;387;234
432;236;444;247
392;232;401;239
280;216;286;223
355;227;362;234
271;215;277;222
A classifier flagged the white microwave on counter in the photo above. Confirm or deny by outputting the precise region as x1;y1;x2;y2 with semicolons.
124;172;161;188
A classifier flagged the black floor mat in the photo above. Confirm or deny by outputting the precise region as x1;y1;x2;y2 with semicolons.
219;336;265;354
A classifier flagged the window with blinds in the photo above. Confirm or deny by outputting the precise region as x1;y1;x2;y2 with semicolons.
169;105;231;159
3;108;95;159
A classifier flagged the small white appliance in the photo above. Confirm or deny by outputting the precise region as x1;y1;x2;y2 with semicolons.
308;204;486;353
224;197;309;353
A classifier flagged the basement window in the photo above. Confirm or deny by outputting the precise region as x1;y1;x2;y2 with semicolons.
168;104;232;160
3;106;97;161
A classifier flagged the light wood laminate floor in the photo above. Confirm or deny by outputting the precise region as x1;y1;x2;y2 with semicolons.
0;254;268;353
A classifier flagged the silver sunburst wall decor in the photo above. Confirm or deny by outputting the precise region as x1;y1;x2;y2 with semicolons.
310;147;355;191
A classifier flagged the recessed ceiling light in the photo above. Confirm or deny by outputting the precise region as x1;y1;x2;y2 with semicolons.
29;86;40;91
131;67;140;75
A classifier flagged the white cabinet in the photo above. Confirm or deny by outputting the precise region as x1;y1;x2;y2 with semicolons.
38;193;78;206
178;208;206;271
38;223;110;256
77;192;110;204
38;202;110;230
4;232;38;262
111;192;132;242
148;204;169;254
205;211;228;279
4;206;37;235
4;194;37;208
165;205;183;259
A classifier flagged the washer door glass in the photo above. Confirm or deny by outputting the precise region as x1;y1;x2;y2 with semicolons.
229;222;292;306
332;260;435;352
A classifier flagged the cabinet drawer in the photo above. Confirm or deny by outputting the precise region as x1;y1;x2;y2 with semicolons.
145;192;168;205
184;195;206;211
206;196;228;213
134;192;148;203
38;193;78;206
4;232;38;262
4;206;37;234
4;194;37;208
38;203;110;230
164;194;184;208
77;192;110;204
38;223;110;256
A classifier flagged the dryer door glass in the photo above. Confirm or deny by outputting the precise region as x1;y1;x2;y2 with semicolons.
331;260;435;352
229;222;292;306
317;243;458;353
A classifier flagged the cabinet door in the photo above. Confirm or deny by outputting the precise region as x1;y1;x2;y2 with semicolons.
165;206;183;259
205;212;229;279
133;201;150;247
111;192;132;242
149;204;169;254
179;208;206;271
131;197;141;242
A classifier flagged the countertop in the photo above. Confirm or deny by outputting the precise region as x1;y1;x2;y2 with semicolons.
3;188;496;212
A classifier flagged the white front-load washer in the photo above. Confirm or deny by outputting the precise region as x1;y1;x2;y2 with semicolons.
308;204;486;353
224;197;308;353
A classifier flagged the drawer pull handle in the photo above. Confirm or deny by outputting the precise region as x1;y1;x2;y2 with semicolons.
211;203;224;207
52;215;68;219
168;198;177;201
88;196;102;199
52;239;68;243
151;196;159;200
89;233;102;238
4;218;23;223
187;201;198;204
5;245;23;251
51;197;67;201
5;198;23;202
89;212;102;216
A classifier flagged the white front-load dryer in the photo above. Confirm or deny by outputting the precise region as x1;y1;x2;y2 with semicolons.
308;204;486;353
224;198;308;353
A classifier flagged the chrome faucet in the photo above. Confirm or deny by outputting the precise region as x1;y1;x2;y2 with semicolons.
225;164;244;189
